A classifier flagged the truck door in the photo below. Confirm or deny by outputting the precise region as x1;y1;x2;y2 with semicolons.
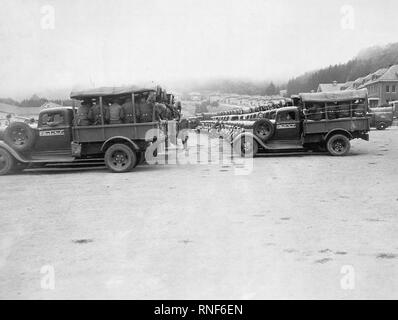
274;109;301;140
35;110;73;152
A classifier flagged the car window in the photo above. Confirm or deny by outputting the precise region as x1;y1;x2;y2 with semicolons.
270;111;276;119
277;111;296;122
41;112;65;126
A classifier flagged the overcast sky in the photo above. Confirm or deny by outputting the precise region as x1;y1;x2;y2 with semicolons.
1;0;398;98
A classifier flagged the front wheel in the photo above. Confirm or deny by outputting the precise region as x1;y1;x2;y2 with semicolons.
104;143;137;173
326;134;351;156
376;122;387;130
0;148;15;175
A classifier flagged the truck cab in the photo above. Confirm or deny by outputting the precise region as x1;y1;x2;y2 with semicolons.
34;107;75;154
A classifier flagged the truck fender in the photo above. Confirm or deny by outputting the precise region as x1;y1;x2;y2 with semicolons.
324;129;353;141
100;136;140;152
232;132;268;149
0;141;28;163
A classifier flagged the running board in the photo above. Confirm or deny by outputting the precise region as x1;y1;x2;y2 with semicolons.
261;140;304;150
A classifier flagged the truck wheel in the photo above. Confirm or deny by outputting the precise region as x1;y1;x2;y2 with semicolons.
4;122;36;152
0;148;15;175
104;143;137;173
235;137;258;157
376;122;387;130
326;134;351;156
252;119;274;141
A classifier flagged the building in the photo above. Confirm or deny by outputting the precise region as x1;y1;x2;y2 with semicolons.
279;89;288;97
357;65;398;107
188;92;202;101
208;93;221;103
317;81;345;92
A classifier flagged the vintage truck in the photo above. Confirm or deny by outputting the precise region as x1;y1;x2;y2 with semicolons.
201;89;370;157
368;106;394;130
0;86;176;175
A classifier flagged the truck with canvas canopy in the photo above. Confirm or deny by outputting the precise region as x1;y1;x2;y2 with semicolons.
201;89;370;157
0;85;178;175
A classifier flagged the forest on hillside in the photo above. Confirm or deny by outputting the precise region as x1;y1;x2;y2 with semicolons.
185;79;282;96
286;42;398;95
0;95;74;108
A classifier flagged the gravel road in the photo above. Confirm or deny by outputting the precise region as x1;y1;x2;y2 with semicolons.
0;128;397;299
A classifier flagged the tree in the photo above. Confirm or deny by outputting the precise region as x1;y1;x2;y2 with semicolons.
265;82;277;96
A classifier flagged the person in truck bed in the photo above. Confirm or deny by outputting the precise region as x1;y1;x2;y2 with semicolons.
121;96;137;123
107;98;124;124
75;100;92;126
89;99;109;125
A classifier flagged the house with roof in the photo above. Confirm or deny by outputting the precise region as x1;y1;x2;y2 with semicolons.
317;81;345;92
188;92;203;101
357;65;398;107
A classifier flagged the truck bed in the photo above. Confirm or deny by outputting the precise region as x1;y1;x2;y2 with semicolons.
303;117;370;135
72;121;173;143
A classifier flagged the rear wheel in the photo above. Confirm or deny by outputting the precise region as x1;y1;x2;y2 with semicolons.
326;134;350;156
104;144;137;173
0;148;15;175
376;122;387;130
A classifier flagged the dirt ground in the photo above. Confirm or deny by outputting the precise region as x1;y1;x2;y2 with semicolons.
0;128;397;299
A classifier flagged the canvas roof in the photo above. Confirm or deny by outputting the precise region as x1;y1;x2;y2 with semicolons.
70;85;156;99
299;89;368;102
318;83;345;92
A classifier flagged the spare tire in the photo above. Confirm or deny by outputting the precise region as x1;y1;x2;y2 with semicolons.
252;119;274;142
4;122;36;153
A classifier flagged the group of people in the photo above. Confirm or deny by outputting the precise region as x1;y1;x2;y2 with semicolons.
74;92;181;126
304;101;366;121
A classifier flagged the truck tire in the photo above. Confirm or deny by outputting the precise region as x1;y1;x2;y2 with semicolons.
4;122;36;152
0;148;15;175
376;122;387;130
326;134;351;156
235;136;259;157
104;143;137;173
252;119;274;142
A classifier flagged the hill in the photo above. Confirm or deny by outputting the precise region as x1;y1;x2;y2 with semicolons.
0;102;42;117
286;42;398;95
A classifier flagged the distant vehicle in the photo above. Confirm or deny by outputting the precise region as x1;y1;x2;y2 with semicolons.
0;85;176;175
202;89;370;157
368;106;394;130
388;100;398;118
